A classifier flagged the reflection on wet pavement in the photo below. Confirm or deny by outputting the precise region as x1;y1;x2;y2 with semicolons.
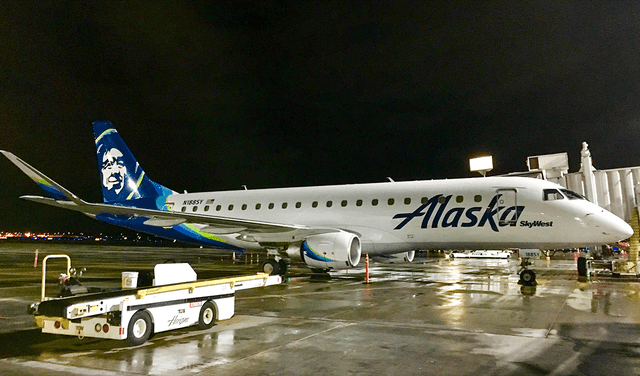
1;244;640;375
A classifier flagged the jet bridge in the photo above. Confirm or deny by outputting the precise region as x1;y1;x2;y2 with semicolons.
523;143;640;275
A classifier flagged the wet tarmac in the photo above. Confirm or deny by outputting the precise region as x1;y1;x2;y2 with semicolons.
1;243;640;375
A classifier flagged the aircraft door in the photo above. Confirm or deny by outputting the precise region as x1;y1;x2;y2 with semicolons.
496;188;519;227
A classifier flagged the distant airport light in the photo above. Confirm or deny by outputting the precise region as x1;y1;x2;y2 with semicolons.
470;156;493;177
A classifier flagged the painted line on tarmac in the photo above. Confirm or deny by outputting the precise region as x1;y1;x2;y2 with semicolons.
1;359;123;376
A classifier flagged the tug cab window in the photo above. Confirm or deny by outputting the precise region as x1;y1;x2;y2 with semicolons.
561;189;586;200
543;189;564;201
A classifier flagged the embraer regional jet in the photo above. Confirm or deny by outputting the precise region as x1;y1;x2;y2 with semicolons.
2;121;633;282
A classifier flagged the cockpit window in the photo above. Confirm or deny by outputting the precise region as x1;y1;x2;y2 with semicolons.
543;189;565;201
561;189;586;200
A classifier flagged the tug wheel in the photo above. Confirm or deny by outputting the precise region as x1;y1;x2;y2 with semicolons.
198;301;216;330
127;310;153;346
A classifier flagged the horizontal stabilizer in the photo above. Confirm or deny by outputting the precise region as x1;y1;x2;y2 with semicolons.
1;150;82;203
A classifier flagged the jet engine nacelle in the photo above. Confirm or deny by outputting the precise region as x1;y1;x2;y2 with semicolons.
287;231;361;270
371;250;415;263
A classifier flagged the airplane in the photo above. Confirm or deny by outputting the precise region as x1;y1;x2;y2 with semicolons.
2;121;633;284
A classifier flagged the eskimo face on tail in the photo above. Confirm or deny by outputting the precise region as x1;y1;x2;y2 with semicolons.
101;148;126;195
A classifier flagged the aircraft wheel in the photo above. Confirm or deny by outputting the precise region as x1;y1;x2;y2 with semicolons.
127;310;153;346
577;256;588;277
519;270;536;285
198;301;216;330
261;259;280;275
278;259;288;275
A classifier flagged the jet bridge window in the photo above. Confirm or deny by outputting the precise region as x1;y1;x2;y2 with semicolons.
543;189;564;201
561;189;586;200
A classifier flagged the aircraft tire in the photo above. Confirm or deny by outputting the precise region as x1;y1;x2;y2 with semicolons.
278;259;288;275
577;256;588;277
127;310;153;346
261;259;280;275
519;270;536;285
198;301;216;330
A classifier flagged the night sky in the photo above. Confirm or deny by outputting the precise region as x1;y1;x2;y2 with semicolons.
2;1;640;234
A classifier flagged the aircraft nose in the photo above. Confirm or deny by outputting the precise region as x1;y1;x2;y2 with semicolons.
618;219;634;240
587;210;633;241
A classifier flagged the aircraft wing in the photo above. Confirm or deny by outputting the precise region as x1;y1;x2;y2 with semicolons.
20;194;336;242
2;150;338;244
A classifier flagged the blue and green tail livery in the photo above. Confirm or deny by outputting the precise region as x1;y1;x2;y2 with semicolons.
93;121;173;207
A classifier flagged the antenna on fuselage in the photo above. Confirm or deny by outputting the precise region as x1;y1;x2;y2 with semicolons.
469;156;493;177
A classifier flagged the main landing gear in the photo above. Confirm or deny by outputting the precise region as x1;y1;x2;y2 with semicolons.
261;257;288;276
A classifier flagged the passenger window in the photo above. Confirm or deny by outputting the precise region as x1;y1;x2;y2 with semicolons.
327;201;333;207
356;199;363;206
312;201;318;208
474;195;482;202
296;202;302;208
456;196;463;203
282;203;288;209
216;205;221;211
269;203;274;209
438;196;446;204
242;204;247;210
228;204;234;211
181;207;186;212
341;200;348;207
421;197;428;204
256;203;261;210
561;189;585;200
388;198;395;205
372;199;378;206
193;206;198;212
543;189;565;201
404;198;411;205
204;205;210;211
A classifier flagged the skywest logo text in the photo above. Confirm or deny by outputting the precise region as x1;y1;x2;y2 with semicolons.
393;194;526;232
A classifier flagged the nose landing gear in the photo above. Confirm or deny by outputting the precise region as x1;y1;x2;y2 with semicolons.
518;257;537;285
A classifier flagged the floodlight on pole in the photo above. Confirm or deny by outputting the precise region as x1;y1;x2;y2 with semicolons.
470;156;493;177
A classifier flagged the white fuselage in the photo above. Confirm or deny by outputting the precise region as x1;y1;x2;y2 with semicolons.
165;176;632;254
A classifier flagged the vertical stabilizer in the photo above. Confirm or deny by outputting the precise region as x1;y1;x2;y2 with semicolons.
93;121;167;204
